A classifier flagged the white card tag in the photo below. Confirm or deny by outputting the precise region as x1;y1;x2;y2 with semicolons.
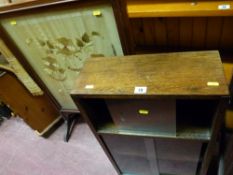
207;82;219;87
85;85;94;89
134;86;147;94
218;4;230;10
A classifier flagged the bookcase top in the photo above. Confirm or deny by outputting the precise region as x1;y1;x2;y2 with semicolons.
71;51;229;98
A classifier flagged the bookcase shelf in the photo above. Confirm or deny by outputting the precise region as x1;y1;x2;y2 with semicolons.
98;122;211;141
127;0;233;18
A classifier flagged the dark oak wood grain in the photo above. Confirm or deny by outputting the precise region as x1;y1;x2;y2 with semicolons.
71;51;229;98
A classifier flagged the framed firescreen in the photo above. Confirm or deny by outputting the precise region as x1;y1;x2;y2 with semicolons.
0;0;131;109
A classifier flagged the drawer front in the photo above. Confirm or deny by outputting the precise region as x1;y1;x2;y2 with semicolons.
102;135;159;175
106;99;176;135
156;139;202;162
158;159;199;175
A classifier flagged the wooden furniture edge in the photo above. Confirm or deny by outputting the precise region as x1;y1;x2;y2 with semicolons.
127;0;233;18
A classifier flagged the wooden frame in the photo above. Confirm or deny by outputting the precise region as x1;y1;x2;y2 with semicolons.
0;0;132;111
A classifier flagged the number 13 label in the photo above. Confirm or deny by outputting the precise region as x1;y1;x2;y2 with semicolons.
134;86;147;94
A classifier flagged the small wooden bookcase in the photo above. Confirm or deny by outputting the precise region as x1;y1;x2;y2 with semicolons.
71;50;229;175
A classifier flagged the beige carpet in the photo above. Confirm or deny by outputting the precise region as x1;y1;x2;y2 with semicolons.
0;117;117;175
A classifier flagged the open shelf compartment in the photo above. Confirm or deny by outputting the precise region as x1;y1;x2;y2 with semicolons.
77;98;220;141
